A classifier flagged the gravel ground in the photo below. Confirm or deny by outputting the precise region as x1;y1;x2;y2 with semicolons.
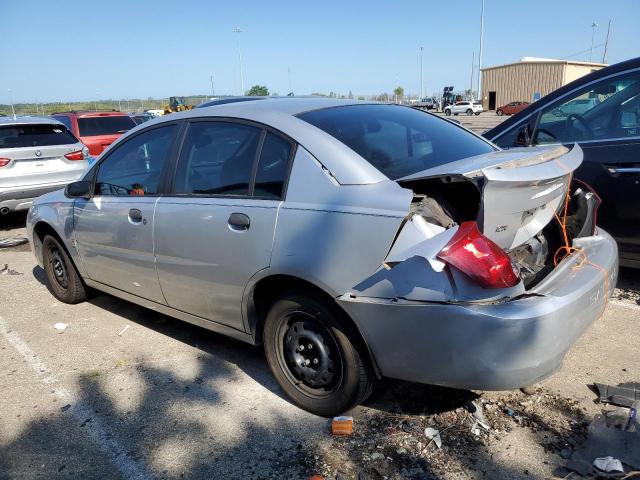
1;209;639;480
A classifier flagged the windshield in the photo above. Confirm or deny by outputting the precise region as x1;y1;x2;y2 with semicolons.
298;104;495;179
0;124;78;148
78;115;136;137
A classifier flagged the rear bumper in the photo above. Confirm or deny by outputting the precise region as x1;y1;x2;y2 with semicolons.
338;229;618;390
0;184;67;212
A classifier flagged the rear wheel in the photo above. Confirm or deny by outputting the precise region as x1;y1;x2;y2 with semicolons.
466;109;473;116
444;109;451;116
42;234;88;304
474;111;481;116
496;109;504;116
263;292;374;417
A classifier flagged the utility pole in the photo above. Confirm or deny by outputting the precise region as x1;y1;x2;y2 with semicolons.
589;22;598;62
233;27;244;95
602;19;611;63
210;75;215;97
470;51;475;97
477;0;484;103
419;46;424;100
118;99;122;112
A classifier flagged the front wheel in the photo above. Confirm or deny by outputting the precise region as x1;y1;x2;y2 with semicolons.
475;111;481;116
263;292;374;417
444;109;451;116
496;109;503;116
466;109;473;116
42;234;88;304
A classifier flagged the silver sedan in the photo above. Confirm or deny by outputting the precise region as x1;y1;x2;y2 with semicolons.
26;98;617;416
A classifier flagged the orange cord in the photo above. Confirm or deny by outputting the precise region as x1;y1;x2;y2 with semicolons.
552;172;610;318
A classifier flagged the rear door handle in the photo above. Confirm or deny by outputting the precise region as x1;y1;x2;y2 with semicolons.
128;208;143;224
228;212;250;232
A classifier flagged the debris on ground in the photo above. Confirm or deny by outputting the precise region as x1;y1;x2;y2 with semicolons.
332;416;354;436
0;263;22;275
118;325;130;336
593;456;624;474
596;382;640;408
0;237;28;249
54;322;68;333
424;427;442;449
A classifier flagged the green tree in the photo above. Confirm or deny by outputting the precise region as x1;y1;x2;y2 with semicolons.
246;85;269;96
393;86;404;102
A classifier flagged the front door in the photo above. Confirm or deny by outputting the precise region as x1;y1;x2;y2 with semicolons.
531;68;640;265
154;120;294;330
74;124;178;303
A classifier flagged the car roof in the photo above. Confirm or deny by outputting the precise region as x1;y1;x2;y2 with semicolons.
0;116;65;127
52;110;128;117
484;56;640;140
190;97;363;116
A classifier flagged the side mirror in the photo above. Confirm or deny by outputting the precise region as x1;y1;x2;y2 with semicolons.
65;180;92;199
515;124;531;146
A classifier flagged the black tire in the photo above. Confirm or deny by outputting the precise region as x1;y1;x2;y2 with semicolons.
42;234;88;304
466;109;473;116
474;111;481;116
444;109;451;116
263;292;374;417
496;109;503;116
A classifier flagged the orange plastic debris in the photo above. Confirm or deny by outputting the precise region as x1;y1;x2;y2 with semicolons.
331;415;354;436
309;476;324;480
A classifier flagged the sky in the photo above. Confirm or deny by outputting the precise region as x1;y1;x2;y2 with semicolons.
1;0;639;103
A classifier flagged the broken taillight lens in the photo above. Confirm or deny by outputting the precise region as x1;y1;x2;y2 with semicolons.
437;221;519;289
64;150;85;161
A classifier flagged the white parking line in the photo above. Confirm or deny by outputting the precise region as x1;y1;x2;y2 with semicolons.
0;315;153;480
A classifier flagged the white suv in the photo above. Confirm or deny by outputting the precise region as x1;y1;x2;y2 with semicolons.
444;101;483;116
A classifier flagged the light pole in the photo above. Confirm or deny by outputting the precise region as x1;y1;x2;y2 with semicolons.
477;0;484;103
210;75;215;98
94;92;99;111
233;27;244;95
8;89;16;119
288;68;292;94
419;46;424;100
589;22;598;62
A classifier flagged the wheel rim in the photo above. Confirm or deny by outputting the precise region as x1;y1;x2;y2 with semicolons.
49;246;69;289
276;310;343;398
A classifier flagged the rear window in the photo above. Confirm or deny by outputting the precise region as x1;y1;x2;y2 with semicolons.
298;104;495;179
78;115;136;137
0;124;78;148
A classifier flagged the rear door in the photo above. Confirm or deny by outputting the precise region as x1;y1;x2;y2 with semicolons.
74;123;178;303
154;120;294;330
0;123;86;189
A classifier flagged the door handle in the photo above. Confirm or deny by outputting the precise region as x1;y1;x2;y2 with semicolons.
228;212;250;232
606;167;640;174
128;208;143;224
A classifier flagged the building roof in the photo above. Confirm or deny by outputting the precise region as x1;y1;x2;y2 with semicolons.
481;57;608;71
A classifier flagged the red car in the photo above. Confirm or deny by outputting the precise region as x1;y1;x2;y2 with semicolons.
496;101;530;116
51;111;136;157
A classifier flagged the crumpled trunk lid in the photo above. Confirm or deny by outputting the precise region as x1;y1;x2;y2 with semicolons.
397;145;583;250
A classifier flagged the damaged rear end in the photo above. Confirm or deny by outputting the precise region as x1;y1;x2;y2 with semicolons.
338;144;618;390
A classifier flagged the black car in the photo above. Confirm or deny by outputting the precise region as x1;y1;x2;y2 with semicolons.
484;57;640;267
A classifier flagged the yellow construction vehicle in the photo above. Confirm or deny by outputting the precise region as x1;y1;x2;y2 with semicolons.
163;97;194;115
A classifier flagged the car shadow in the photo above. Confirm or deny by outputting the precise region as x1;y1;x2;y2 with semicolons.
0;211;27;231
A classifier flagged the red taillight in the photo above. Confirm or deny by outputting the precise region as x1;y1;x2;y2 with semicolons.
64;150;84;161
437;221;519;289
0;158;10;167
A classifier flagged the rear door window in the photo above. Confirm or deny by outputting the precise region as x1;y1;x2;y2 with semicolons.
298;104;495;179
78;116;136;136
0;124;78;148
174;121;262;196
254;132;293;199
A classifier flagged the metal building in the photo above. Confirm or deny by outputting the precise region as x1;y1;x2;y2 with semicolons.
480;57;607;111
